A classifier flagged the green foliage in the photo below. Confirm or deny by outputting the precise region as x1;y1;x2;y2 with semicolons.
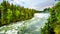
54;25;60;34
41;2;60;34
6;9;13;23
0;0;36;26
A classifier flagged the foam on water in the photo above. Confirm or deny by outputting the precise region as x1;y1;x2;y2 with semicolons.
0;13;50;34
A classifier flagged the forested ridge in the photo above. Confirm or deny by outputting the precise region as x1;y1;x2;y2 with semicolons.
41;2;60;34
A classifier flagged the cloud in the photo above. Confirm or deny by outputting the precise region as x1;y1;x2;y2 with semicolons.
0;0;58;10
33;0;56;10
7;0;28;6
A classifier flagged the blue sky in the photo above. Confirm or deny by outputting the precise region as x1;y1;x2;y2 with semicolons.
0;0;58;10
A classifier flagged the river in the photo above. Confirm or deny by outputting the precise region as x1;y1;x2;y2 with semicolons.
0;13;50;34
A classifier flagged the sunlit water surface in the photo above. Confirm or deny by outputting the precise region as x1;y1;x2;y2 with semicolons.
0;13;50;34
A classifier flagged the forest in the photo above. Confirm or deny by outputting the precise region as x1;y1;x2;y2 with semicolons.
41;2;60;34
0;0;37;26
0;0;60;34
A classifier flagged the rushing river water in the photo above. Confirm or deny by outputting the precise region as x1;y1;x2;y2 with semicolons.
0;13;50;34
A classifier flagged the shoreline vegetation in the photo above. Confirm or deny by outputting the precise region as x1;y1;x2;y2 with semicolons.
0;0;35;26
41;2;60;34
0;0;60;34
0;0;48;26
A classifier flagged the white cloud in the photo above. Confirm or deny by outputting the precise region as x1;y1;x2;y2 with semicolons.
6;0;57;10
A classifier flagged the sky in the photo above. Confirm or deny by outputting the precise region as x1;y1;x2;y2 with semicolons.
0;0;58;10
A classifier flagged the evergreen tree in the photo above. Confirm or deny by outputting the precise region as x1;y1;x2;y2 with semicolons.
41;2;60;34
0;0;36;26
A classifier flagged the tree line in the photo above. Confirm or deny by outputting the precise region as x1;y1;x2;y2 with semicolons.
0;0;36;26
41;2;60;34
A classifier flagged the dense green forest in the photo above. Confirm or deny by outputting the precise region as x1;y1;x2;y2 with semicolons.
0;0;38;26
41;2;60;34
